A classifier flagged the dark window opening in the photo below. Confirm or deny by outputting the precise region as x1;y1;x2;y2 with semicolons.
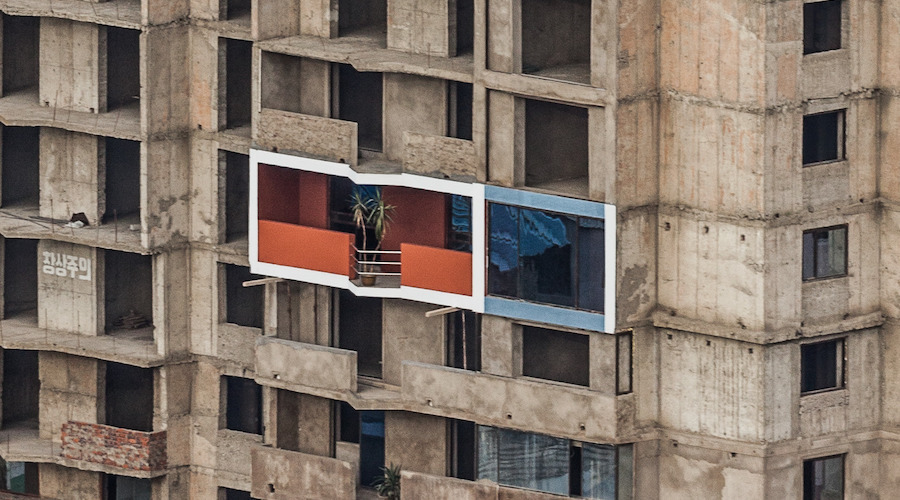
337;401;360;444
224;264;264;328
521;0;590;83
106;27;141;111
447;311;480;371
804;0;842;54
223;39;253;129
104;474;151;500
104;250;153;333
801;339;845;393
2;15;38;95
336;289;382;378
522;326;589;386
1;126;40;208
1;350;39;429
105;362;153;432
224;152;250;242
3;238;37;320
359;410;385;487
803;110;844;165
803;455;844;500
802;225;847;281
338;0;386;37
448;81;473;141
103;137;141;223
616;331;633;395
225;0;252;21
449;419;476;481
525;99;589;192
455;0;474;55
224;376;263;434
334;64;383;152
488;203;605;312
0;460;39;495
329;176;357;234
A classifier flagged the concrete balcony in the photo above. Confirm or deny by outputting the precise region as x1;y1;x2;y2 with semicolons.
257;109;358;164
250;446;356;500
400;471;567;500
0;425;56;465
60;421;167;478
401;362;617;442
255;337;358;395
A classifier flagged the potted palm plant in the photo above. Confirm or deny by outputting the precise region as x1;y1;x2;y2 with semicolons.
372;463;401;500
349;188;394;286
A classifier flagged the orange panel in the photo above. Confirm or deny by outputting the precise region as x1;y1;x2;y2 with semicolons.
400;243;472;296
258;220;353;276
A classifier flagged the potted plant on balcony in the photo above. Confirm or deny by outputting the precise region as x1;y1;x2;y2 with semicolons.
350;188;395;286
373;463;401;500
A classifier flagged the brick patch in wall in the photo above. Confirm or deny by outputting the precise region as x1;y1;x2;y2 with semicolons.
60;421;167;471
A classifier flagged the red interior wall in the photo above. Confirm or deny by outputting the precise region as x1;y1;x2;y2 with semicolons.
297;171;329;229
381;186;447;252
257;163;300;224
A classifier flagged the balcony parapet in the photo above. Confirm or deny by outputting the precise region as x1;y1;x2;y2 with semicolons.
251;445;356;500
60;421;166;477
255;337;358;394
400;471;568;500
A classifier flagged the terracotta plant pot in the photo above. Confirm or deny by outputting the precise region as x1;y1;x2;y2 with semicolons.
361;274;377;286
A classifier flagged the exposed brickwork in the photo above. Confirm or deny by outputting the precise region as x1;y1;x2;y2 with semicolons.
60;421;167;472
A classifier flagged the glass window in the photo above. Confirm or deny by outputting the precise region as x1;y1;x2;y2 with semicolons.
804;0;841;54
224;376;263;434
582;444;616;499
803;455;844;500
803;111;844;165
488;203;604;312
802;226;847;280
801;339;845;393
522;326;589;386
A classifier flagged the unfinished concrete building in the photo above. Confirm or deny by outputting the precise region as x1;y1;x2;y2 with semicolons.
0;0;898;498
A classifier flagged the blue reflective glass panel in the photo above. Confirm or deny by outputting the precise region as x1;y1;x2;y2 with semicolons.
519;209;575;307
488;204;519;297
578;217;605;312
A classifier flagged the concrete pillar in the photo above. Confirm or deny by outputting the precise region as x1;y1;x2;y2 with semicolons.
383;73;447;162
39;18;106;113
39;129;103;224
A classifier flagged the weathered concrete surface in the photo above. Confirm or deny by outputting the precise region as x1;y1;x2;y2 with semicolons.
255;336;358;393
39;18;105;113
250;445;356;499
402;131;476;179
401;362;616;441
257;108;358;164
38;351;100;442
39;128;102;224
37;241;102;335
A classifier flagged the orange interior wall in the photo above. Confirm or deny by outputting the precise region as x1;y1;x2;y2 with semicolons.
381;186;447;252
258;163;300;224
258;220;353;276
297;171;329;229
401;243;472;295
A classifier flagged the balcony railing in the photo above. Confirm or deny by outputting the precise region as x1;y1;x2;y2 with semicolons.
353;247;401;283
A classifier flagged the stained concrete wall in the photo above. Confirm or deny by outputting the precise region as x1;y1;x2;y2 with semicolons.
255;337;358;393
382;299;444;386
39;18;105;113
37;241;101;335
387;0;453;57
38;464;101;499
250;446;356;499
384;411;446;476
383;73;447;162
38;129;102;224
39;351;101;442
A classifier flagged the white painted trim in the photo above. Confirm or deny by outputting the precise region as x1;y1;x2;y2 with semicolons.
470;185;486;313
604;204;617;333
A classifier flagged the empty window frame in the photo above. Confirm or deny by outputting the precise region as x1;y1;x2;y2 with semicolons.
333;64;383;152
106;27;140;111
524;99;589;190
334;402;384;486
802;225;847;281
1;350;39;429
2;15;39;95
447;310;480;371
488;203;605;312
104;474;151;500
221;38;253;129
220;488;252;500
338;0;386;37
522;326;589;386
804;0;842;54
3;238;37;319
1;126;40;208
448;81;473;141
803;454;844;500
477;426;633;499
449;419;476;481
223;375;263;434
104;250;153;333
336;289;382;378
803;110;845;165
224;0;251;21
520;0;590;82
801;338;845;394
455;0;474;55
224;264;264;328
0;459;39;495
105;362;154;432
104;138;141;223
223;151;250;242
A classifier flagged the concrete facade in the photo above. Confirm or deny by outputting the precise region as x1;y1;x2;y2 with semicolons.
0;0;896;499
